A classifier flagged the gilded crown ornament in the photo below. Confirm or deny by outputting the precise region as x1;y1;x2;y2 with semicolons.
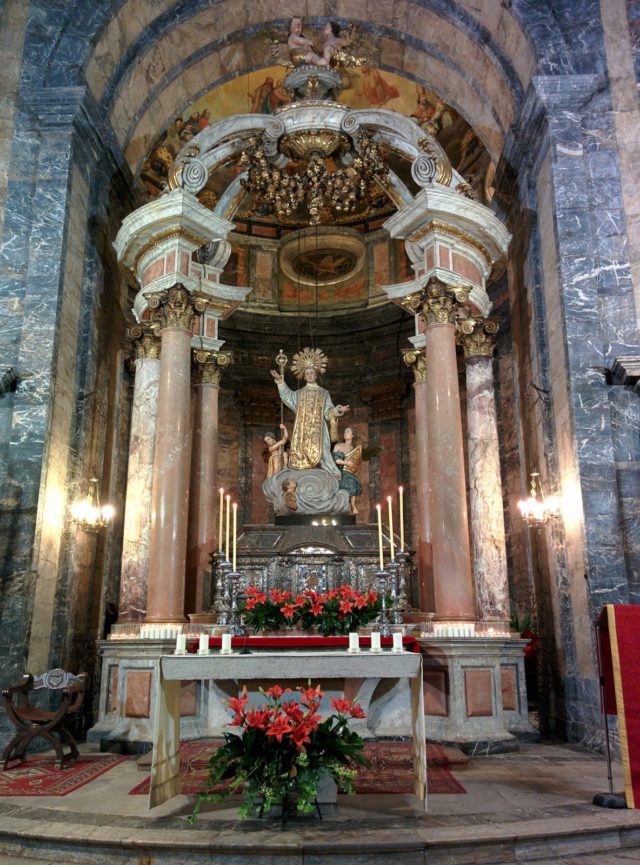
290;347;328;379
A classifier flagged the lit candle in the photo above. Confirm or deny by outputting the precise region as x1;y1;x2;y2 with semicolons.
218;487;224;553
198;633;209;655
348;632;360;653
221;633;232;654
370;631;381;652
376;504;384;570
232;502;237;571
175;633;187;654
387;495;395;561
398;485;404;551
392;632;403;652
225;494;231;562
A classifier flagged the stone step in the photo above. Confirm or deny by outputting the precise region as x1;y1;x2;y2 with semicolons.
1;803;639;865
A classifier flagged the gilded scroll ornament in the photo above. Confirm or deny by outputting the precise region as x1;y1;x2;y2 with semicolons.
458;317;499;359
147;284;206;330
402;348;427;383
128;325;162;360
192;349;233;385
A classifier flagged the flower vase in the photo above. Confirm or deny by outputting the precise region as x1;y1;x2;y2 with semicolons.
254;772;337;818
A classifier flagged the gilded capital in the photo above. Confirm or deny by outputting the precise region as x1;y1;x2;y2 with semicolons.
192;349;233;386
128;324;161;360
147;284;207;331
418;277;470;327
458;317;499;359
402;347;427;383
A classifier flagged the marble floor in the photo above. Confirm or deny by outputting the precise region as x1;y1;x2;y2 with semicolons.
0;741;639;864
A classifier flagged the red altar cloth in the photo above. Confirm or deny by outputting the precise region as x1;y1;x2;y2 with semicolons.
187;635;420;653
598;605;640;808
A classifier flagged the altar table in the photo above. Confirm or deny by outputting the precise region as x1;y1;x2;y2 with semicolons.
150;650;427;811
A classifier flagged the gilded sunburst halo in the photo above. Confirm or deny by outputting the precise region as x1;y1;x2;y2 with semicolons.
290;347;328;379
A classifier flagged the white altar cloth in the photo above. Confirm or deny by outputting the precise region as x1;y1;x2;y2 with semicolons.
149;650;427;811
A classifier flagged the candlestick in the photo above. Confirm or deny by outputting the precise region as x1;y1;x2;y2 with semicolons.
387;495;395;561
392;632;403;652
232;502;237;571
370;631;381;652
376;504;384;570
198;633;209;655
398;485;404;551
348;632;360;653
175;633;187;654
225;494;231;561
218;487;224;553
221;633;232;654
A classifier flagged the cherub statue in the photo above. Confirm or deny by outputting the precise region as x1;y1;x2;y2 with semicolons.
263;424;289;478
268;18;376;70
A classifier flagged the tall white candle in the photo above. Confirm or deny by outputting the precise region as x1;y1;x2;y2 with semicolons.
370;631;381;652
225;494;231;561
392;632;403;652
348;632;360;653
376;504;383;570
221;633;232;654
218;487;224;553
232;502;237;571
175;633;187;654
398;485;404;551
198;633;209;655
387;495;395;561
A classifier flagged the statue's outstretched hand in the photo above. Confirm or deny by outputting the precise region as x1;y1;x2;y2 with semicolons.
336;404;350;416
270;369;283;383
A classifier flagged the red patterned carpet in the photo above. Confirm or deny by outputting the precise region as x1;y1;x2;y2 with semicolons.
129;740;466;796
0;755;129;796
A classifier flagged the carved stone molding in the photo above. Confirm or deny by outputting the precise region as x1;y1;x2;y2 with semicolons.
402;348;427;383
146;284;207;330
192;349;233;386
458;317;499;359
610;355;640;392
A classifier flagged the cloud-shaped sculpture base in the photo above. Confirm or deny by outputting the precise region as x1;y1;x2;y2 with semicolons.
262;469;351;516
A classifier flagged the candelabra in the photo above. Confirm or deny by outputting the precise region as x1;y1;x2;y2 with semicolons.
375;569;392;637
228;570;247;637
394;549;411;612
211;555;233;625
387;559;403;625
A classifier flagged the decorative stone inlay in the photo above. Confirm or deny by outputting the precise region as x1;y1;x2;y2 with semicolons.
458;317;499;358
464;668;493;717
402;347;427;382
147;284;206;331
128;324;161;360
192;349;233;386
500;666;518;712
423;670;448;717
415;277;470;327
124;670;152;718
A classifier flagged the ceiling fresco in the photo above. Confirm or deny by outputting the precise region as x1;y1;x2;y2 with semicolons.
140;64;495;224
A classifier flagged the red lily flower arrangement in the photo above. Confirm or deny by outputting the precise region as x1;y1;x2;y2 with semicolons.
240;584;385;636
190;683;369;820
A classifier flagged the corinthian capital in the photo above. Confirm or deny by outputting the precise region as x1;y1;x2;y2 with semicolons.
402;347;427;383
146;284;207;330
413;277;471;327
458;317;499;359
192;349;233;386
128;324;161;360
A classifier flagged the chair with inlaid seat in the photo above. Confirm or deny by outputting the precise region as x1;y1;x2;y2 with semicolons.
2;668;88;769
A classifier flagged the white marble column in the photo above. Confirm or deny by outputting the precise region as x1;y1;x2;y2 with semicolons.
146;285;206;624
460;318;509;623
421;279;476;621
118;329;161;620
403;347;433;611
186;349;231;615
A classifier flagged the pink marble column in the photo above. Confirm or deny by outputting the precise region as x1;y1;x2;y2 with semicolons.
186;350;231;615
118;329;161;620
403;348;433;611
146;285;205;623
422;280;476;621
461;318;509;623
